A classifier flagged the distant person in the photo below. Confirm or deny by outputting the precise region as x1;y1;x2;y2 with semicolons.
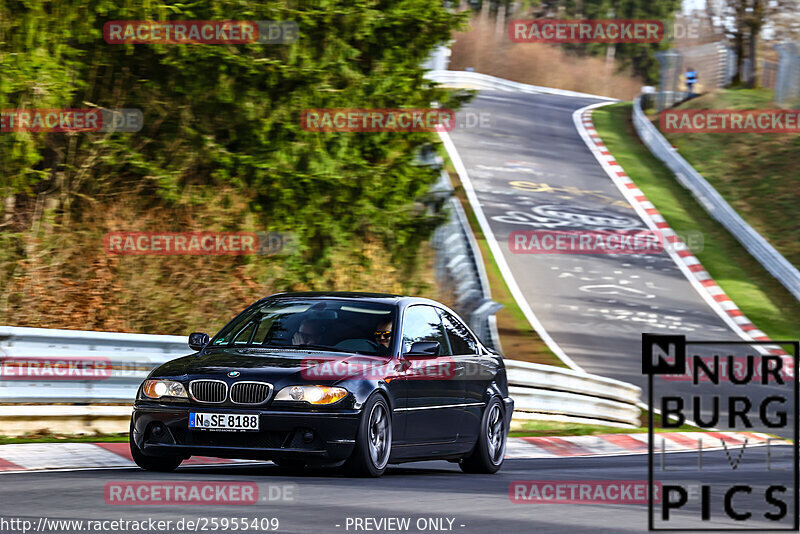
686;67;698;98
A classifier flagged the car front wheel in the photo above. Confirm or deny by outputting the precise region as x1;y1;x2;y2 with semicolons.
344;394;392;477
460;397;506;474
129;421;183;472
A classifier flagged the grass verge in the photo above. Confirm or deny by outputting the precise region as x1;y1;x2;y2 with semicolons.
661;88;800;270
0;432;128;445
591;103;800;341
511;410;716;438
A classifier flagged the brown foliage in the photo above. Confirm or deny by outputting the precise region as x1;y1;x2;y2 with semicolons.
0;194;438;335
450;16;646;101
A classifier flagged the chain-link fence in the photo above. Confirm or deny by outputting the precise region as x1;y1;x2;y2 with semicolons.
655;41;800;109
762;59;779;89
655;42;736;111
774;42;800;108
655;49;684;111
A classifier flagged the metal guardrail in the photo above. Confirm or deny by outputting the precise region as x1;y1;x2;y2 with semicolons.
0;326;642;428
633;95;800;302
418;150;502;352
0;326;187;403
432;193;503;352
424;70;617;101
505;360;641;427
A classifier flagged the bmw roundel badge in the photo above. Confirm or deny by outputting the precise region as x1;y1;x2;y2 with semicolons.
228;371;241;378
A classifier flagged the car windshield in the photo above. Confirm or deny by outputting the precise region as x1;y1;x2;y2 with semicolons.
210;298;396;355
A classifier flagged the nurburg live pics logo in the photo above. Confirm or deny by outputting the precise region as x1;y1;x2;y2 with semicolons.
643;333;799;531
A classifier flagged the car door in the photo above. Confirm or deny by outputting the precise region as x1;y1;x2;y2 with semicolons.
439;310;493;444
398;304;464;446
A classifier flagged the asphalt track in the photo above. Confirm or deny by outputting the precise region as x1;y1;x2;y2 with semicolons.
0;449;796;533
443;90;797;438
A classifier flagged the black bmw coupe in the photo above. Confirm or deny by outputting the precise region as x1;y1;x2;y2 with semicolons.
130;292;514;476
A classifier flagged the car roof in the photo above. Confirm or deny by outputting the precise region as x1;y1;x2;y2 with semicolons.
267;291;445;308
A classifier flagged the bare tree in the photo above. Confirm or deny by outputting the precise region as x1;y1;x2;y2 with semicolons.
770;0;800;42
707;0;796;87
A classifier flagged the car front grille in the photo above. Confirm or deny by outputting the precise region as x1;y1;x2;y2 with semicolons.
189;380;227;403
230;381;272;405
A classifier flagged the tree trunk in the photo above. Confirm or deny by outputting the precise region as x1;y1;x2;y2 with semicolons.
732;1;747;85
748;30;758;88
747;0;764;89
3;195;14;225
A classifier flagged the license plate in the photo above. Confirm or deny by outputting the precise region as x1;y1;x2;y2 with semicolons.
189;412;259;431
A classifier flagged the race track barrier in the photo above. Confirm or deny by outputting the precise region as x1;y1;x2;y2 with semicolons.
424;69;618;101
0;328;642;434
504;360;641;428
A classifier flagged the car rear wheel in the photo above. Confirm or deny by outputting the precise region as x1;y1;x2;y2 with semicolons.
344;394;391;477
129;421;183;472
460;397;506;474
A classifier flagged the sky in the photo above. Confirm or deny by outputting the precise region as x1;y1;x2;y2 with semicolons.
682;0;705;13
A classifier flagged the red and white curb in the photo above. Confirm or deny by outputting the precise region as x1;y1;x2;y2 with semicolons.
573;103;794;373
0;442;257;473
505;432;789;459
0;433;790;472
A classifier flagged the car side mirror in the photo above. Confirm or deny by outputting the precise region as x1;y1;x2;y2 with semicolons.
188;332;210;351
404;341;440;357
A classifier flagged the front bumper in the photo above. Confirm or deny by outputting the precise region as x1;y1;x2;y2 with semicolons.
132;403;361;462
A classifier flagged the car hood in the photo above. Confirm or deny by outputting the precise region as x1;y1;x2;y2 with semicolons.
152;347;391;384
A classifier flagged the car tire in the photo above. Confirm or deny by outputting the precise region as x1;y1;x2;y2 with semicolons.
460;397;506;474
343;394;392;477
129;421;183;472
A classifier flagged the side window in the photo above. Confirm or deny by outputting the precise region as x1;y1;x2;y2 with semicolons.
439;310;479;355
401;305;451;356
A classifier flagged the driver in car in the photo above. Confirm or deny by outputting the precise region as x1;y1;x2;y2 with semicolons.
374;320;393;355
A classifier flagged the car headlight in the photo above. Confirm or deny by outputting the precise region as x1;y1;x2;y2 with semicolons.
142;379;187;400
274;385;348;405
